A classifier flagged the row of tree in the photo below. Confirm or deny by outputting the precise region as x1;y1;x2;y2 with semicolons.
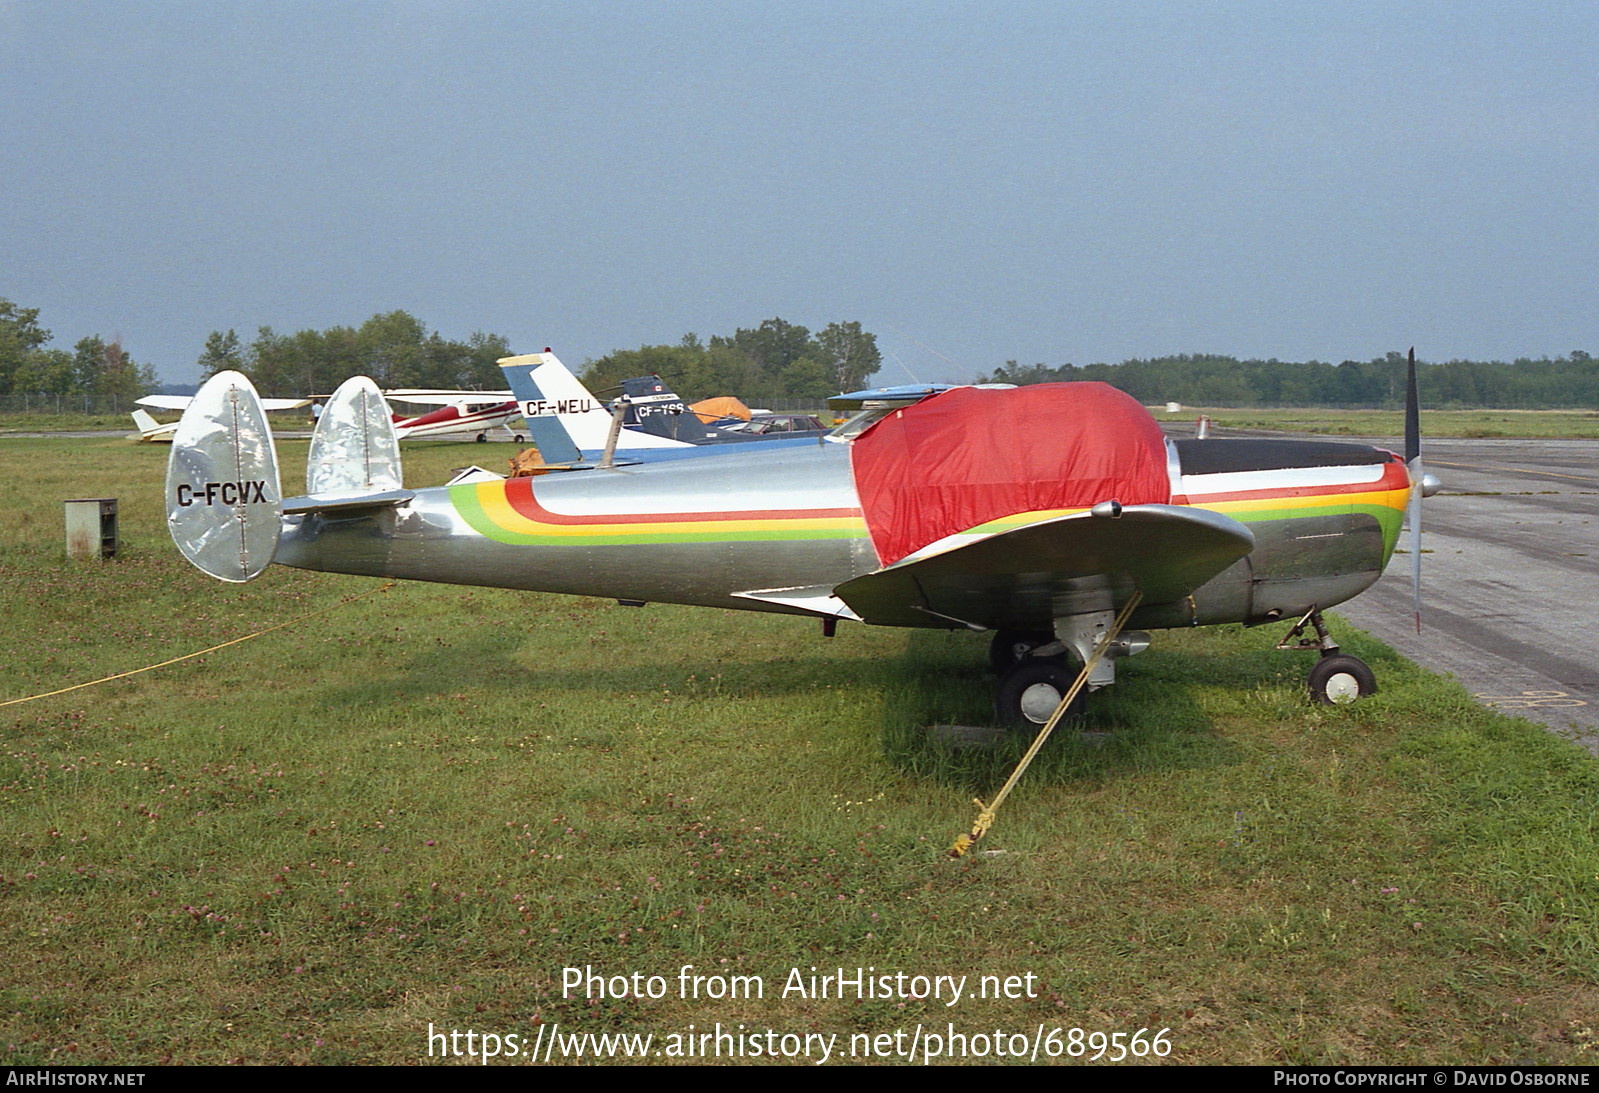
6;293;1595;410
198;312;512;396
201;314;883;403
0;299;157;406
977;351;1599;408
578;318;882;402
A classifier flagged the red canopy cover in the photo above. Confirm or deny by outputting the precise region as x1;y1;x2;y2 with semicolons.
849;382;1172;567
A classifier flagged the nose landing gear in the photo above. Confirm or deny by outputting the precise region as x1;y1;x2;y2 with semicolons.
1278;607;1377;706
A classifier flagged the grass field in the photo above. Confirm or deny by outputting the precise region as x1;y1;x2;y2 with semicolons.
2;437;1597;1065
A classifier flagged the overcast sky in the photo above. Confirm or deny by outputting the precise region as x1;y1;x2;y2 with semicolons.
4;1;1596;386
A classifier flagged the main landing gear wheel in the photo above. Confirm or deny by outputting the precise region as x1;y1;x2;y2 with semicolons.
475;433;488;443
994;658;1086;730
988;629;1054;674
1307;654;1376;706
513;434;525;444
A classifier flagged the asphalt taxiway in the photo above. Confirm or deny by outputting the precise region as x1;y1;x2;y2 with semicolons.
1323;437;1599;753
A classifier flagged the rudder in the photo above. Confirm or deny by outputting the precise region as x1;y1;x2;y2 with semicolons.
165;370;283;582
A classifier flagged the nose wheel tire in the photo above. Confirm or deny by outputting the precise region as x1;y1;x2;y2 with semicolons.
1307;654;1376;706
995;658;1086;729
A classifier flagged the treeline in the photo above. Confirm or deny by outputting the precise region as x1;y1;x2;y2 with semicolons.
976;351;1599;408
579;318;881;402
0;298;157;406
199;312;512;397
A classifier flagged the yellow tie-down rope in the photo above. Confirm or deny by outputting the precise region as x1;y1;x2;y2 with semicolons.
950;590;1143;859
0;582;396;709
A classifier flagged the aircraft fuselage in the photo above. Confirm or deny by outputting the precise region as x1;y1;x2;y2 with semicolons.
275;436;1409;633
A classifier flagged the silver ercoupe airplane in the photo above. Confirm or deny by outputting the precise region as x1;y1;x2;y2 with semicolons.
165;355;1435;726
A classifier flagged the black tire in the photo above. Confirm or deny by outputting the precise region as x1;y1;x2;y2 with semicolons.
513;434;525;444
988;629;1054;674
476;433;488;443
994;658;1086;730
1307;654;1376;706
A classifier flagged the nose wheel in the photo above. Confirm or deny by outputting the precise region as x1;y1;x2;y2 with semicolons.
1279;608;1377;705
1307;654;1376;706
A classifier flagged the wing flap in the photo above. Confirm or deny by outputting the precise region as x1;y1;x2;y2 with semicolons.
833;504;1253;629
731;586;863;619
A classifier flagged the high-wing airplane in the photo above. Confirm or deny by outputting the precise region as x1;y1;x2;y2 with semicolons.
164;356;1438;726
383;391;524;443
132;394;312;442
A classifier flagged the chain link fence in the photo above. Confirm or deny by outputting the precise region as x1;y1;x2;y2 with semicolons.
0;393;141;414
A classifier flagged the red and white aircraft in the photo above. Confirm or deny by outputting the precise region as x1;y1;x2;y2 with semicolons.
383;391;525;443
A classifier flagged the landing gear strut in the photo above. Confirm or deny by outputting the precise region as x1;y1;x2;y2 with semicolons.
987;629;1053;674
1278;607;1377;705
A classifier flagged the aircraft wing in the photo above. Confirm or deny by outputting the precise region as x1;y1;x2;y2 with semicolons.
833;504;1253;630
138;394;311;411
137;395;196;411
384;389;513;405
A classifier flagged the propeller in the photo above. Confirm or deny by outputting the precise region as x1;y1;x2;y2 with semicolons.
1403;347;1422;633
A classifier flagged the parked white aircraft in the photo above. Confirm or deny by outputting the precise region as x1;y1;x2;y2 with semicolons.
131;395;311;442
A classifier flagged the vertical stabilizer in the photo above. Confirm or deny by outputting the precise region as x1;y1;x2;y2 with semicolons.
619;375;717;442
497;352;588;462
165;370;283;582
500;351;692;456
131;408;172;441
307;376;403;494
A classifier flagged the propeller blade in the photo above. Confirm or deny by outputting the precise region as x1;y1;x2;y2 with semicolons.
1404;346;1419;466
1404;347;1422;633
1409;470;1422;633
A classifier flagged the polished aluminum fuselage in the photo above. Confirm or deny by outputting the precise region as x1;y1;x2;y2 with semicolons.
275;437;1407;634
278;442;876;612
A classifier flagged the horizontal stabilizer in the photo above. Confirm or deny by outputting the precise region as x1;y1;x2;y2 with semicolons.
282;489;414;516
165;371;283;583
834;504;1254;630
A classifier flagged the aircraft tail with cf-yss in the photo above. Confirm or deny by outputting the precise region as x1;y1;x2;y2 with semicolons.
165;353;1438;724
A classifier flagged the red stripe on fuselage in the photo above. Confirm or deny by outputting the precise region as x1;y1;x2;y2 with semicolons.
398;401;519;430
